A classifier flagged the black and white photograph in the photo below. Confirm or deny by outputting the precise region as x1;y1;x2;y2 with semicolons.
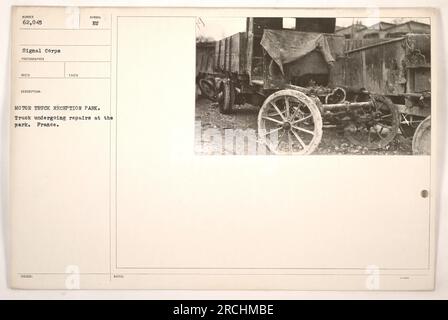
195;17;431;155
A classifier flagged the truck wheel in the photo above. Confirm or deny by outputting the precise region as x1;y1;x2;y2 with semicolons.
258;89;323;155
412;116;431;155
198;78;217;101
218;79;235;114
344;95;399;149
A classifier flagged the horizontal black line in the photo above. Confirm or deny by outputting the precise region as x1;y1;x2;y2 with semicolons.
20;28;110;30
18;77;110;79
18;273;108;275
20;44;111;46
19;61;111;63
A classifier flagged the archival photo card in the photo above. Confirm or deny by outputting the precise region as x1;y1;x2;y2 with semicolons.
8;7;437;291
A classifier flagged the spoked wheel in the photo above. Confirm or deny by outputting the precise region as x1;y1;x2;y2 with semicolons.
400;114;426;138
344;95;399;149
412;116;431;155
217;79;235;114
198;78;217;101
258;89;323;155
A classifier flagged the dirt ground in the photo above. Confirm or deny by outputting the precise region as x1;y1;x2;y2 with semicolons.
195;97;413;155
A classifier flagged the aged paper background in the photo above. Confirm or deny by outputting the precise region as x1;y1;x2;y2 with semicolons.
1;0;447;297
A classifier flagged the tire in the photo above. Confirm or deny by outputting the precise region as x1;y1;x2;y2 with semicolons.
412;116;431;155
218;79;235;114
258;89;323;155
198;78;217;101
344;95;400;149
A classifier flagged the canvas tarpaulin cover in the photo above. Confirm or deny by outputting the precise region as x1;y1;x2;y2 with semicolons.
260;29;341;74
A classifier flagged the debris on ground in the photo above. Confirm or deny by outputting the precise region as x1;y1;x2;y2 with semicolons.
195;97;413;156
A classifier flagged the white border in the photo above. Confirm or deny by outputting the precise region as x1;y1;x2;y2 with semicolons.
0;0;447;299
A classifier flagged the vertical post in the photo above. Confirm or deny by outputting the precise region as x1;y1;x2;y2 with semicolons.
246;18;254;82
